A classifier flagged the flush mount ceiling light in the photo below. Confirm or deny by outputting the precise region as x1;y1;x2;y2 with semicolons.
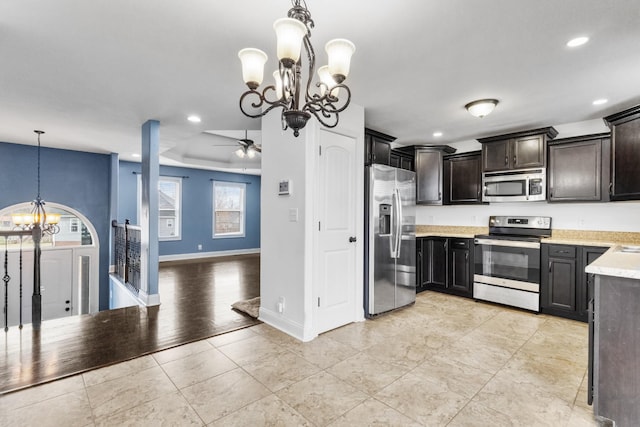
432;131;443;137
187;115;201;123
465;99;499;118
567;36;589;47
593;98;608;105
238;0;355;137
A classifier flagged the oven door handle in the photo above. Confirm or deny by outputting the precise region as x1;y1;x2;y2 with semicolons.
474;238;540;249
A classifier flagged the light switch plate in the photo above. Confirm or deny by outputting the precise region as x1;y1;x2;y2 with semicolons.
289;208;298;222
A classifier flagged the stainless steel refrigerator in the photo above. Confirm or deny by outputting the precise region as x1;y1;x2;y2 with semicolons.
365;164;416;317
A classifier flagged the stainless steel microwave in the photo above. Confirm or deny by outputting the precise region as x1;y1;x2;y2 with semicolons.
482;169;546;202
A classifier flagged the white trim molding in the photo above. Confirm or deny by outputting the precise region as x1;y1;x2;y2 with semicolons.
159;248;260;262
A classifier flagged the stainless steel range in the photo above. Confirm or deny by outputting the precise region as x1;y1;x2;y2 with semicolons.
474;215;551;311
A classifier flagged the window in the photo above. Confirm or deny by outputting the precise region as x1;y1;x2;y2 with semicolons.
213;181;246;238
158;177;181;240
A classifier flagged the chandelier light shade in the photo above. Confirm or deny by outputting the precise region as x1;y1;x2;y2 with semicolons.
465;99;499;118
273;18;307;65
238;48;269;89
325;39;356;83
317;65;339;97
238;0;355;137
11;130;60;235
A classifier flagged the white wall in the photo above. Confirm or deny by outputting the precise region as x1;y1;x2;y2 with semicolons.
260;104;365;341
417;201;640;232
259;112;310;339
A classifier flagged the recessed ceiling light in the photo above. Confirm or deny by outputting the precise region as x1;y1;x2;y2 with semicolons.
132;153;141;158
433;132;443;137
567;36;589;47
592;98;608;105
187;115;201;123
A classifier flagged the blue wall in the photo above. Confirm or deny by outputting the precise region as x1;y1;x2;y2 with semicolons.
0;142;112;310
118;161;261;256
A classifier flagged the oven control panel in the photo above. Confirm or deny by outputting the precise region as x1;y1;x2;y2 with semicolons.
489;216;551;230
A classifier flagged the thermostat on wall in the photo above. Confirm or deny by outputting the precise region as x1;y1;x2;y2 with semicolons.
278;179;291;195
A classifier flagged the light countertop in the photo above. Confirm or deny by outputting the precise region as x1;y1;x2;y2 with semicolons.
416;232;476;238
585;245;640;280
541;238;614;247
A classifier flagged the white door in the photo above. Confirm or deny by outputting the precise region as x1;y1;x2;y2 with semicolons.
40;249;73;320
2;248;73;327
316;130;358;333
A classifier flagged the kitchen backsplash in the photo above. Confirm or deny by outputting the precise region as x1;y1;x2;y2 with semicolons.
415;201;640;233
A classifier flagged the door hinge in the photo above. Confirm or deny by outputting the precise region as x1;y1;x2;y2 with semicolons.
319;145;322;156
317;297;320;307
318;221;321;231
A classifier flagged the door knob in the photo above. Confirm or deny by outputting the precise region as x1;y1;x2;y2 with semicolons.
349;236;357;243
65;307;70;312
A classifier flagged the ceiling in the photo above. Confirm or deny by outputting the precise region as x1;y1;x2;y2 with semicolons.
1;0;639;174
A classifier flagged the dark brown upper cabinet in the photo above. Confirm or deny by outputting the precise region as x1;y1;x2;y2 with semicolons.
415;149;444;205
444;151;483;204
604;105;640;201
413;145;456;205
548;133;610;202
364;128;395;166
478;127;558;172
390;149;414;171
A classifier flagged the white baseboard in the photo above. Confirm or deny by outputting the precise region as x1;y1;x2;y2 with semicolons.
139;289;161;306
159;248;260;262
259;307;317;342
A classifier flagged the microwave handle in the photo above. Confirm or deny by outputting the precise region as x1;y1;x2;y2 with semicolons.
525;177;530;201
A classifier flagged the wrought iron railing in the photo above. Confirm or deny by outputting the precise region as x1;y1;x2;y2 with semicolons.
112;220;142;295
1;229;36;331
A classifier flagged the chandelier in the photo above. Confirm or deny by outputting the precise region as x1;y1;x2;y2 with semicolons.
12;130;60;235
238;0;355;137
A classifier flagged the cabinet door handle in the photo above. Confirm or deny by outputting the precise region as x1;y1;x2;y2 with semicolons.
504;156;508;165
549;261;552;273
609;182;613;196
513;155;516;164
465;252;468;260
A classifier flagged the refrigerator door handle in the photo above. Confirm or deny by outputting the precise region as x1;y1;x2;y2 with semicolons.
390;188;398;258
394;187;402;259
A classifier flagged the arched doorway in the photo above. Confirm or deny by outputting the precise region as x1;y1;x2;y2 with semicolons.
0;202;99;327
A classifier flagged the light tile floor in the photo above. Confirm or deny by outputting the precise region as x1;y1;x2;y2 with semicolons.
0;292;598;426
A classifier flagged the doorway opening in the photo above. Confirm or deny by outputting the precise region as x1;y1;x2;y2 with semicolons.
0;202;100;327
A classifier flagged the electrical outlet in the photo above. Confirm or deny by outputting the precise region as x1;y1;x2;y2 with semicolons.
197;244;202;251
278;296;285;313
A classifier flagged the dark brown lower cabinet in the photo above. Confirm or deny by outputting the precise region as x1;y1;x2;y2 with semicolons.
417;237;472;297
592;274;640;425
541;244;607;322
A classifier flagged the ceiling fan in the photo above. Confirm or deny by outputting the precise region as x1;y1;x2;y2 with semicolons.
205;130;262;159
234;130;261;159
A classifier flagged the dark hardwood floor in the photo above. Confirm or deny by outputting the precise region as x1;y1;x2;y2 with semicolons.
0;254;260;394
